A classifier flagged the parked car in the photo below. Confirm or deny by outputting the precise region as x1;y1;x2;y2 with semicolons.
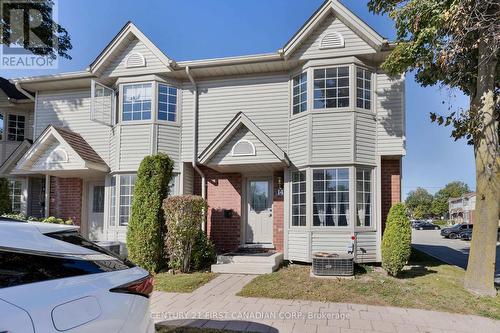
441;223;473;239
0;219;154;333
411;220;424;228
414;221;441;230
460;228;500;241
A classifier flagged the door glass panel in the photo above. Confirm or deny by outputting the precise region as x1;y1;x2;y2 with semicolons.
92;186;105;213
249;181;268;213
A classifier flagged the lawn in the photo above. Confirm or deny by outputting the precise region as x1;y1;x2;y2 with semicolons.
238;249;500;319
154;272;217;293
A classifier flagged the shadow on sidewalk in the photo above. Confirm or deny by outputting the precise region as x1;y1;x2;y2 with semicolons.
156;319;278;332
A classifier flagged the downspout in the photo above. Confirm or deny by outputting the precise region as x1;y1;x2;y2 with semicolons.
185;66;207;226
14;82;35;101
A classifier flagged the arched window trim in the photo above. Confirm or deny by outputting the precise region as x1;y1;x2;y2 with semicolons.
231;139;256;157
320;31;345;49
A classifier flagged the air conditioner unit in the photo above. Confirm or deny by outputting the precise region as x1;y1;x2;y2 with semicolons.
312;252;354;276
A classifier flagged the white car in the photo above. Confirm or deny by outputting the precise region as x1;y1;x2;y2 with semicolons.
0;219;155;333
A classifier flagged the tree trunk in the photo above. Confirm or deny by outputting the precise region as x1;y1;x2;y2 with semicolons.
464;40;500;296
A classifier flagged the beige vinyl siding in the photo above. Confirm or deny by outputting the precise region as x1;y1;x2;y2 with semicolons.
101;38;169;77
210;126;280;165
0;107;34;166
35;89;111;164
109;127;118;171
287;231;310;262
291;14;375;60
355;231;378;263
118;124;152;170
181;162;194;195
355;112;376;164
376;73;405;155
311;231;352;254
311;112;353;164
288;115;309;167
182;74;290;161
157;124;181;172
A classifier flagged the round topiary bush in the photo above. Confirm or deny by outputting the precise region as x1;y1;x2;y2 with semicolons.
382;202;412;276
126;153;174;273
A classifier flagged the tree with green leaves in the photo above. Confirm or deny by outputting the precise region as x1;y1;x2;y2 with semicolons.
1;0;72;59
368;0;499;296
127;153;174;273
0;178;12;215
431;181;471;218
405;187;433;219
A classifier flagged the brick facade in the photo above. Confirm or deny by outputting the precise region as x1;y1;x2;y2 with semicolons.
381;158;402;231
49;176;83;225
272;171;284;252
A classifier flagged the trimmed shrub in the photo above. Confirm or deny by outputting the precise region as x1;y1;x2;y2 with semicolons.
127;153;174;273
190;230;216;271
0;178;12;215
382;203;412;276
164;195;206;273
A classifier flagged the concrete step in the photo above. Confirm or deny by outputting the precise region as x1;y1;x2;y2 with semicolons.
217;252;283;265
211;262;278;275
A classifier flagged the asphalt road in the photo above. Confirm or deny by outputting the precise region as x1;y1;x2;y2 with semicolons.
412;229;500;284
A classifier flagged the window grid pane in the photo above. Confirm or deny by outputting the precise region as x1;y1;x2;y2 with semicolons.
122;83;152;121
313;67;350;109
291;171;306;226
356;68;371;110
158;84;177;122
119;174;136;226
9;180;22;213
7;115;25;141
0;114;3;140
356;169;371;227
292;73;307;115
110;176;116;226
313;168;350;227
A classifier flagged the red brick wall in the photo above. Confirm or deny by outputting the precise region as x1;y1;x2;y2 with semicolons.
49;176;83;225
196;167;242;253
273;171;284;252
381;158;402;232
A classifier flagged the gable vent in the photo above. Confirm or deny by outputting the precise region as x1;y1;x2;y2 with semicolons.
320;32;345;49
125;52;146;68
231;140;255;156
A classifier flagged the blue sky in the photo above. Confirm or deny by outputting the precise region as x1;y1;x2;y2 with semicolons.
1;0;475;197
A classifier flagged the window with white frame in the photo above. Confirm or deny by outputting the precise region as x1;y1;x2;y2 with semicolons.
9;179;22;213
291;171;306;226
313;67;350;109
356;169;372;227
313;168;349;227
0;113;3;140
356;68;372;110
119;174;136;226
7;114;25;141
292;73;307;115
158;84;177;122
122;83;152;121
110;176;116;226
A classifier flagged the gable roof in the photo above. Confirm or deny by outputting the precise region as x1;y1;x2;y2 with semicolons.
52;127;106;165
282;0;386;58
0;77;32;100
89;21;173;75
199;112;290;166
0;140;32;176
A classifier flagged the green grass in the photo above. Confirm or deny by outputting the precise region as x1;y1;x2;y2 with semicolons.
154;272;217;293
238;249;500;319
156;327;244;333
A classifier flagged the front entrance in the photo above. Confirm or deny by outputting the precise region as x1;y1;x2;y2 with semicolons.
88;182;105;240
246;177;273;244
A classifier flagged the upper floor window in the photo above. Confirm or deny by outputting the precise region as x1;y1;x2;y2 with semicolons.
122;83;152;121
8;115;25;141
313;168;349;227
292;73;307;115
356;169;372;227
313;67;349;109
356;68;372;110
158;84;177;122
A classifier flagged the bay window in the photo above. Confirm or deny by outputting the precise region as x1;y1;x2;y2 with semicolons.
122;83;152;121
8;114;25;141
313;168;349;227
356;169;372;227
119;174;136;226
292;73;307;115
313;66;350;109
291;171;306;226
158;84;177;122
356;68;372;110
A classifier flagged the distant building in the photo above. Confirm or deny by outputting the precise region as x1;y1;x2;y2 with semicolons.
449;193;476;224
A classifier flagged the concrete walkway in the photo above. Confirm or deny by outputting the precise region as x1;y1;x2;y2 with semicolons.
151;274;500;333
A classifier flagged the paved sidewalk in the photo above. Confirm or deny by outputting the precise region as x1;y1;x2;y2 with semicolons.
151;274;500;333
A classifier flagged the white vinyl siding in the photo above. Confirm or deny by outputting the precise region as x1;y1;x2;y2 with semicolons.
157;124;181;172
118;124;152;170
311;112;353;164
288;116;309;167
355;112;376;164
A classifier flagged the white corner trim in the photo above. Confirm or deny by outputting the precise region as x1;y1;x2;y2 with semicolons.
231;139;256;157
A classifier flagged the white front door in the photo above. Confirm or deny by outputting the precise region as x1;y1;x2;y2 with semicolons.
88;182;105;240
246;178;273;244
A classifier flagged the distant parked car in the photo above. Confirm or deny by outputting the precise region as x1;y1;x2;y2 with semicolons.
411;220;425;228
0;219;154;333
414;221;441;230
460;228;500;241
441;223;473;239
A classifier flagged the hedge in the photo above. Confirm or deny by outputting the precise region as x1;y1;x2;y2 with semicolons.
126;153;174;273
381;202;412;276
164;195;207;273
0;178;11;215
